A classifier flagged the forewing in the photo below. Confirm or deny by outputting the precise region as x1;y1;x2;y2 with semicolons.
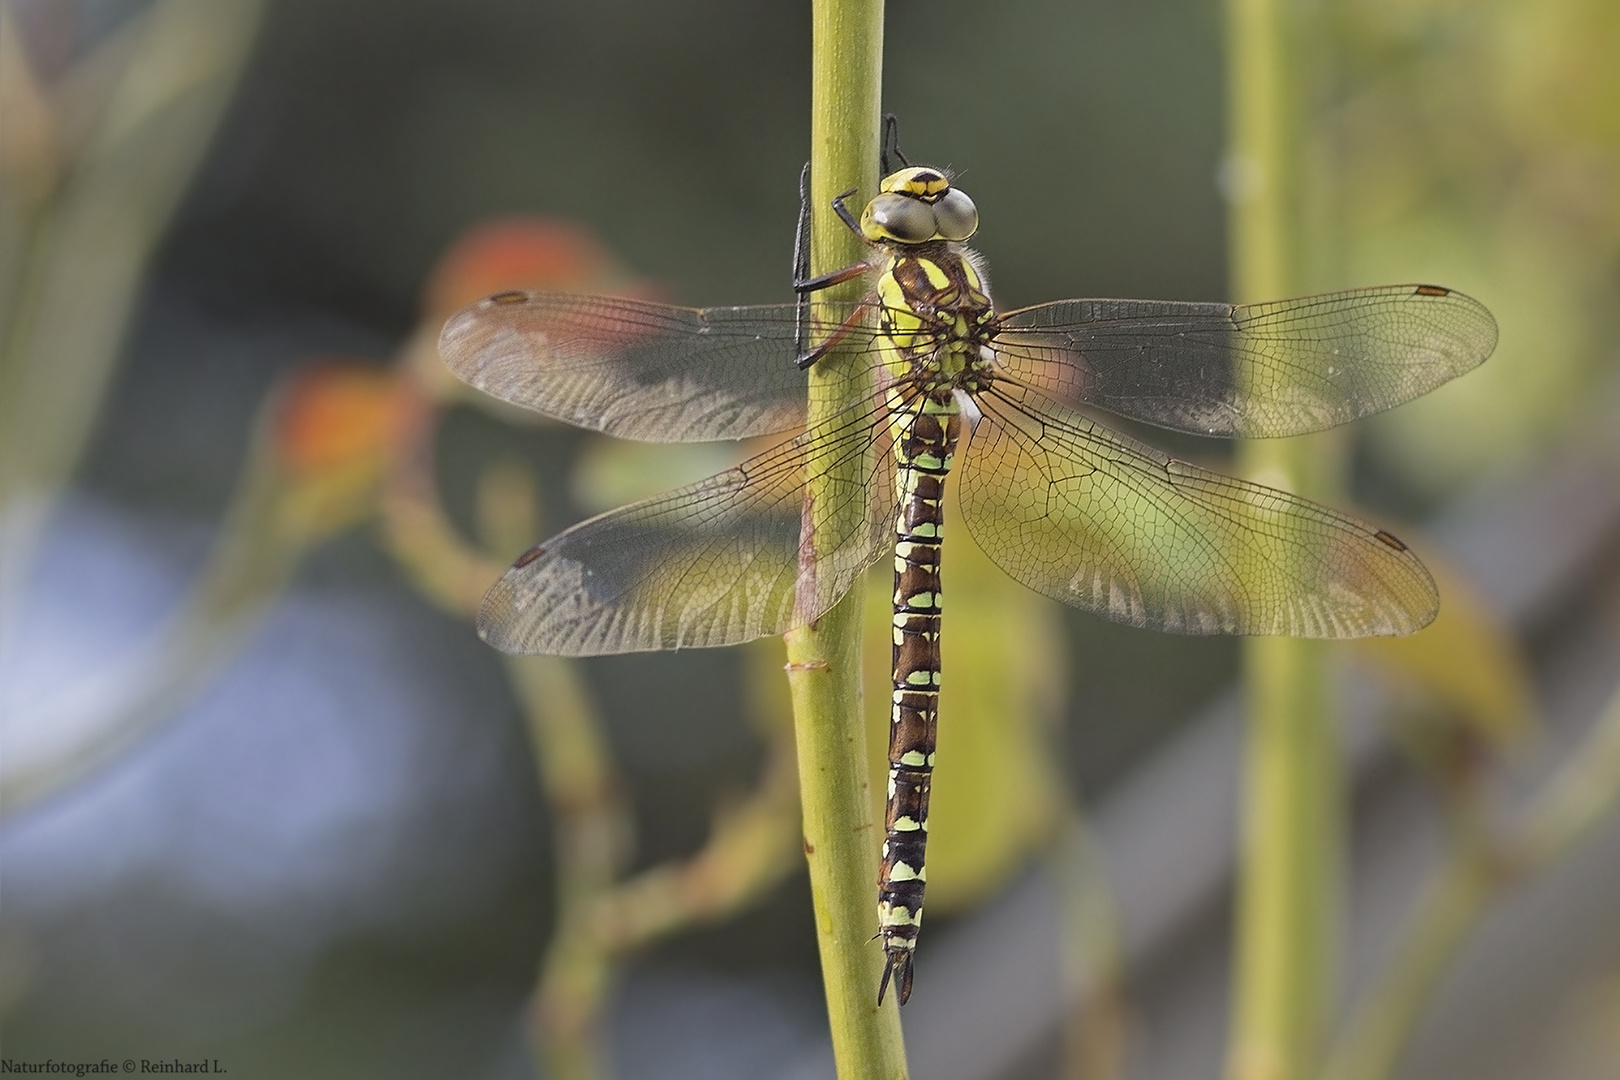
959;382;1438;637
440;291;874;441
478;403;897;655
991;284;1497;437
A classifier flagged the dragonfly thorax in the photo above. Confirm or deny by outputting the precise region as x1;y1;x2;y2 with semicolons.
861;166;979;245
877;249;998;395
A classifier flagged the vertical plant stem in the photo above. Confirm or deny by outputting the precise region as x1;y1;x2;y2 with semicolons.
1230;634;1339;1080
786;1;908;1077
1224;0;1342;1078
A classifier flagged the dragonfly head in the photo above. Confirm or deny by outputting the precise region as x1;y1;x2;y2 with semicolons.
861;166;979;245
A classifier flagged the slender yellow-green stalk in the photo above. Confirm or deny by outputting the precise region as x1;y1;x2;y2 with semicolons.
1323;683;1620;1080
784;1;908;1077
1317;795;1491;1080
1224;1;1342;1078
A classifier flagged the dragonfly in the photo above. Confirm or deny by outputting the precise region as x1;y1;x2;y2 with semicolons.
439;128;1497;1006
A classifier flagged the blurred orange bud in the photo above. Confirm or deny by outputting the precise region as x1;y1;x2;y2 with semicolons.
274;362;415;476
422;218;629;315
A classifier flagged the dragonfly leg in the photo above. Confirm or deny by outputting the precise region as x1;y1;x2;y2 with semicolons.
880;112;910;175
792;162;870;297
795;299;871;370
792;162;812;290
794;261;868;296
828;188;865;240
793;163;875;367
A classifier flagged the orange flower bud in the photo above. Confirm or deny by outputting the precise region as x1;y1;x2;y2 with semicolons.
422;218;619;315
274;363;408;476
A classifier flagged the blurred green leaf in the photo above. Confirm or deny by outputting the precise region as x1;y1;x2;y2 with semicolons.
1352;536;1536;750
1319;0;1620;496
570;437;747;515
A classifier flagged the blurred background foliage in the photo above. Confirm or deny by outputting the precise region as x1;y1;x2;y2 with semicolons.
1;0;1618;1079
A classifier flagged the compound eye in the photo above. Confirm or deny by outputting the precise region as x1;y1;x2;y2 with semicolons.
862;192;937;244
931;188;979;241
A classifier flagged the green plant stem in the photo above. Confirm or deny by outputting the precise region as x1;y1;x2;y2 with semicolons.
468;461;622;1080
0;0;262;660
509;653;625;1080
1321;682;1620;1080
0;396;325;817
1225;0;1342;1078
1516;682;1620;864
1231;634;1339;1080
786;1;908;1077
1328;868;1486;1080
1055;808;1128;1080
1317;811;1491;1080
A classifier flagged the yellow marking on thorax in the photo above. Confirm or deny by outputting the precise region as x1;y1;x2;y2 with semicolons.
878;274;920;333
917;259;951;290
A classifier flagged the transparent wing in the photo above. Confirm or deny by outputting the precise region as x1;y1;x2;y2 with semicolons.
440;291;877;441
478;401;897;655
958;381;1438;637
991;284;1497;437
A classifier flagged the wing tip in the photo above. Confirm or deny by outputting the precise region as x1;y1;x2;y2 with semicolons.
1409;282;1500;364
474;598;527;655
436;304;483;377
1361;539;1440;638
438;290;535;373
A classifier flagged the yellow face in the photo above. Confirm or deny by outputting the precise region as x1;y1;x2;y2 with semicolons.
860;167;980;245
882;166;953;200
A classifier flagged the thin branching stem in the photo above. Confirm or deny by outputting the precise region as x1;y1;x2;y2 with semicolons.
1322;683;1620;1080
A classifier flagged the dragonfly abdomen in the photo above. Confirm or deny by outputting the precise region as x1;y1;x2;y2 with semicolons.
878;393;961;1007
